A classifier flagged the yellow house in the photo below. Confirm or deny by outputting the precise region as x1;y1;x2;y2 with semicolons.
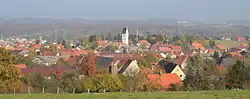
159;60;186;80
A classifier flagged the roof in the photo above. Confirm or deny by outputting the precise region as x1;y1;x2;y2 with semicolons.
158;60;178;73
216;44;226;50
43;52;57;56
158;47;172;52
31;44;42;49
171;46;182;51
147;73;182;88
139;40;150;46
15;64;27;69
174;55;188;65
96;56;114;68
97;40;108;47
192;43;203;49
118;59;133;74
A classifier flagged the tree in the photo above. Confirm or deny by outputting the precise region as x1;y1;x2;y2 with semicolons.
89;35;97;43
226;60;246;89
21;73;45;92
76;53;96;77
208;40;216;48
213;51;220;63
107;33;114;41
0;48;20;92
88;42;98;50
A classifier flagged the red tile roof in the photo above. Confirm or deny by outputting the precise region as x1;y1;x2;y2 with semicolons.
192;43;203;49
139;40;150;46
55;44;65;49
97;40;108;47
158;47;172;52
171;46;182;51
15;64;27;69
31;44;42;49
216;44;225;50
43;51;57;56
147;73;182;88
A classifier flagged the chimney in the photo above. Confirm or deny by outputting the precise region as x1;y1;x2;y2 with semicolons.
159;71;162;76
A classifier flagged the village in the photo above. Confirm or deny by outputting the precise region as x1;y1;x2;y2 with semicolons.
0;26;250;93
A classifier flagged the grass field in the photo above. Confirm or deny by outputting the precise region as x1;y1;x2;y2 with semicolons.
215;40;249;49
1;90;250;99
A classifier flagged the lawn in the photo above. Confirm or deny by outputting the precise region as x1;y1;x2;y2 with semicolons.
215;40;249;49
1;90;250;99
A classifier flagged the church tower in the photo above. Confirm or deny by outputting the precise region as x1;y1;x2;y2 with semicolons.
121;26;129;45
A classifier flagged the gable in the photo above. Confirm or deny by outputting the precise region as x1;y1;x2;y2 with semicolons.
119;60;140;76
171;66;186;80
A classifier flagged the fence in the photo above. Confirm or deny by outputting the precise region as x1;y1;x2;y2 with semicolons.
6;87;96;94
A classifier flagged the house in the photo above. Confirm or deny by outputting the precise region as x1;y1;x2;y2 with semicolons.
158;60;186;80
43;51;60;56
216;44;226;51
147;73;182;89
138;40;151;49
32;55;70;66
54;44;65;49
236;36;245;41
174;55;189;69
96;55;140;76
31;44;42;49
190;43;204;50
15;64;27;69
170;46;182;52
97;40;108;48
118;60;140;77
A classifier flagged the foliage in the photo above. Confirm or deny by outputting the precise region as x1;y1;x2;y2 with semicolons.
183;54;225;91
88;35;97;43
88;42;98;50
21;73;45;92
76;53;96;77
0;48;20;92
60;72;83;93
226;60;249;89
208;39;216;48
213;51;220;63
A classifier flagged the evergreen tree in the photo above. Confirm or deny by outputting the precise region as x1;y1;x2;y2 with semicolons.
226;60;246;89
213;51;220;63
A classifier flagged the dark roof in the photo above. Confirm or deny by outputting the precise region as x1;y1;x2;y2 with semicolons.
158;60;178;73
20;66;73;77
10;50;23;54
121;27;127;34
118;59;133;74
96;56;114;68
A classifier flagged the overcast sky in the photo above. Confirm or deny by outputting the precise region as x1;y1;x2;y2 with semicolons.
0;0;249;22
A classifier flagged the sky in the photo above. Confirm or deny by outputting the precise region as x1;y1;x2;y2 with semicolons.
0;0;249;22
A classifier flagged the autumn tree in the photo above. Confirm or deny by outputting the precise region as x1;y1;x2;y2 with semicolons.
76;53;96;77
0;48;20;92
